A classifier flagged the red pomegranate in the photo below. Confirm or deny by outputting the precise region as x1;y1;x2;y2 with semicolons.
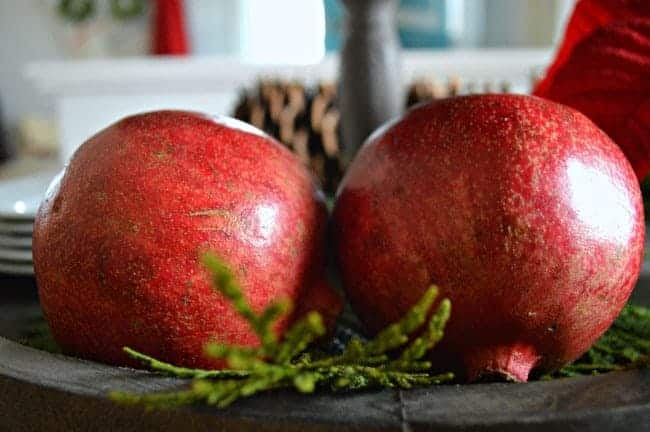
33;111;340;369
333;95;645;382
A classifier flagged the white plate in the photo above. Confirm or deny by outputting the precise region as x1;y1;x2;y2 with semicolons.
0;248;32;262
0;234;32;248
0;170;59;220
0;260;34;276
0;220;34;234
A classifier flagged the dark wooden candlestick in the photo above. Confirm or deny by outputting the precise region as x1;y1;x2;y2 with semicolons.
338;0;402;166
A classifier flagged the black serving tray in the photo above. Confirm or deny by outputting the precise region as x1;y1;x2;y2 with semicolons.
1;272;649;431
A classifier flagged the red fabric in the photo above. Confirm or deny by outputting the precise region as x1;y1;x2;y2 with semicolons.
152;0;189;55
534;1;650;180
535;0;649;95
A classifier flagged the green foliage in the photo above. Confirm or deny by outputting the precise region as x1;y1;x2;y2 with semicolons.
110;0;146;20
110;252;455;409
543;304;650;379
58;0;95;23
18;319;61;354
642;176;650;219
58;0;146;23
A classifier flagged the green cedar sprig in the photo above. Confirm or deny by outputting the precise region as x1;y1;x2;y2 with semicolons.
544;303;650;379
109;252;454;409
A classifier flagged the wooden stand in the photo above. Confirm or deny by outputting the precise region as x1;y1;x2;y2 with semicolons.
0;276;649;431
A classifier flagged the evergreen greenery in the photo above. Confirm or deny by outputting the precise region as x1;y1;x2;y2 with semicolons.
642;176;649;218
110;253;454;409
58;0;146;23
546;303;649;378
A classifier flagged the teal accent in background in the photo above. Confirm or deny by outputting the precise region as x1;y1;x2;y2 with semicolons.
325;0;451;51
399;0;450;47
324;0;343;52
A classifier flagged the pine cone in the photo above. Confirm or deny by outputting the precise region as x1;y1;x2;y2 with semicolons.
233;77;518;194
233;80;343;194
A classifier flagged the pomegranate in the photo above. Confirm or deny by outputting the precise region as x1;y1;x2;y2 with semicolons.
33;111;340;369
333;95;645;382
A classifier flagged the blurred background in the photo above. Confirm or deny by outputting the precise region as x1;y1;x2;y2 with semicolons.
0;0;574;164
0;0;648;281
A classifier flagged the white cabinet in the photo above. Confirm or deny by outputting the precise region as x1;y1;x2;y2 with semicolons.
25;49;550;163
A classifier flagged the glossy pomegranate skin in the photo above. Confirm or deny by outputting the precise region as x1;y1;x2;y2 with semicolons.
333;95;645;381
33;111;339;369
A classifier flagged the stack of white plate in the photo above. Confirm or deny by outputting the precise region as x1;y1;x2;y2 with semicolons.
0;171;58;277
